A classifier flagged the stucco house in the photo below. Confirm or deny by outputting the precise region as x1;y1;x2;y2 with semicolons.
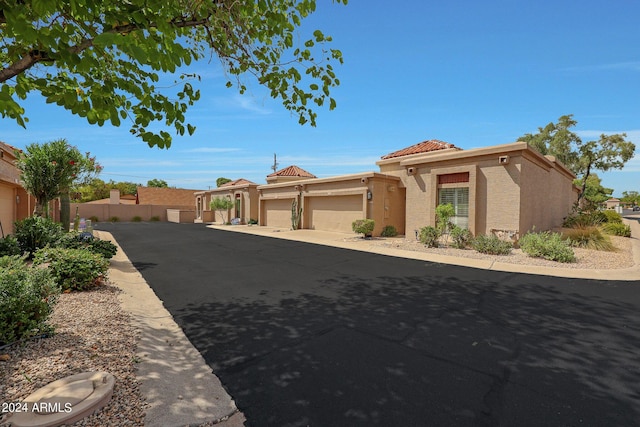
376;140;578;239
195;179;260;224
0;142;35;234
198;139;578;238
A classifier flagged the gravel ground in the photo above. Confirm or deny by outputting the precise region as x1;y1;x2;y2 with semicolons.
371;235;635;270
0;284;147;427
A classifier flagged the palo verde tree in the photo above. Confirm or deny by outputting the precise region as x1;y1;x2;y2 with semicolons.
518;115;635;203
0;0;347;148
147;178;168;188
15;139;101;221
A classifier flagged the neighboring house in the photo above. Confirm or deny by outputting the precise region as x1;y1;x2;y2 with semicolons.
605;198;621;209
195;179;259;224
0;141;35;234
258;171;405;234
199;139;578;237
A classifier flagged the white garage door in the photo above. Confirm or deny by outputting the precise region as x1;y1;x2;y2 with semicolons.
307;195;364;233
263;199;293;228
0;185;14;236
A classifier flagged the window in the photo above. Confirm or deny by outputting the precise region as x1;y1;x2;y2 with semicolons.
438;187;469;229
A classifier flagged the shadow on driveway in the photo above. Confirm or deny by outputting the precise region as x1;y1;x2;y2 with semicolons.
99;223;640;426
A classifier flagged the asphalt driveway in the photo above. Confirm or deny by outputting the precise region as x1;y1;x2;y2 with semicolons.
97;222;640;427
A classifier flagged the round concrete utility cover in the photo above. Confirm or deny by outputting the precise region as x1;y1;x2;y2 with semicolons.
3;371;115;427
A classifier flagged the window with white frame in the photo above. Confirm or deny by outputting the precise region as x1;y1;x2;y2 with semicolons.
438;187;469;229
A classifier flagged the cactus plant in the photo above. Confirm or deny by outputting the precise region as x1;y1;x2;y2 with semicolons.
291;199;303;230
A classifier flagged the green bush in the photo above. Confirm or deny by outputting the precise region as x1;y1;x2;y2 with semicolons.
602;210;623;223
352;219;375;237
89;215;99;223
562;226;616;251
109;216;120;222
56;232;118;259
0;255;59;346
132;216;143;222
33;248;109;291
248;218;258;225
14;216;64;257
562;211;606;228
0;235;21;257
419;226;440;248
602;222;631;237
450;226;473;249
150;216;160;222
435;203;455;234
471;234;513;255
381;225;398;237
519;231;575;263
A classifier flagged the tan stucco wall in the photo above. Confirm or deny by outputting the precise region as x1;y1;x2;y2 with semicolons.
197;185;259;224
378;142;576;238
258;173;403;236
71;203;192;222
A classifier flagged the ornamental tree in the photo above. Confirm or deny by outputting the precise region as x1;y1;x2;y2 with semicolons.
518;115;636;202
0;0;347;148
15;139;101;218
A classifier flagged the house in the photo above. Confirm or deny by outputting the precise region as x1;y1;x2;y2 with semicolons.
376;140;578;239
605;198;621;209
195;179;260;224
0;142;35;234
199;139;578;237
258;171;405;234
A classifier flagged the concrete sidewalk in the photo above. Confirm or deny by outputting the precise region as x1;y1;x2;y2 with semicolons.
95;230;246;427
205;217;640;282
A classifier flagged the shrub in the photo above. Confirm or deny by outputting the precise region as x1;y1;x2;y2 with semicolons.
109;216;119;222
381;225;398;237
132;216;143;222
0;255;59;346
56;232;118;259
435;203;455;234
471;234;513;255
89;215;99;223
0;235;21;257
450;226;473;249
150;216;160;222
562;226;616;251
248;218;258;225
602;210;623;224
352;219;375;237
34;247;109;291
419;226;440;248
519;231;575;263
14;216;64;257
602;222;631;237
562;211;605;228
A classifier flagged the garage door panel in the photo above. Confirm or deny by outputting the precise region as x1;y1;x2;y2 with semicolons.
263;199;292;228
307;195;363;233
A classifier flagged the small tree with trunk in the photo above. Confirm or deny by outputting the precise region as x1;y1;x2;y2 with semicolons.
15;139;101;223
210;197;234;224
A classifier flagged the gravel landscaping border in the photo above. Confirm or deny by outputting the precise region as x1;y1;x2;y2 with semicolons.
0;284;147;427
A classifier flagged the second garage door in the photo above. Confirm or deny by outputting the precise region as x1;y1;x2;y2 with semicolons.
307;195;364;233
262;198;293;228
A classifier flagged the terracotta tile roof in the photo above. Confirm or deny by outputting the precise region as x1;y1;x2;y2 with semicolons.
267;165;316;178
381;139;460;160
219;178;258;187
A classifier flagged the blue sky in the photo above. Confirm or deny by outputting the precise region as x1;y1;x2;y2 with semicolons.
1;0;639;196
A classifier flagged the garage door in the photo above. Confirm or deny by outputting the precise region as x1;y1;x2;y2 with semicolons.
262;198;293;228
307;195;364;233
0;184;14;236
